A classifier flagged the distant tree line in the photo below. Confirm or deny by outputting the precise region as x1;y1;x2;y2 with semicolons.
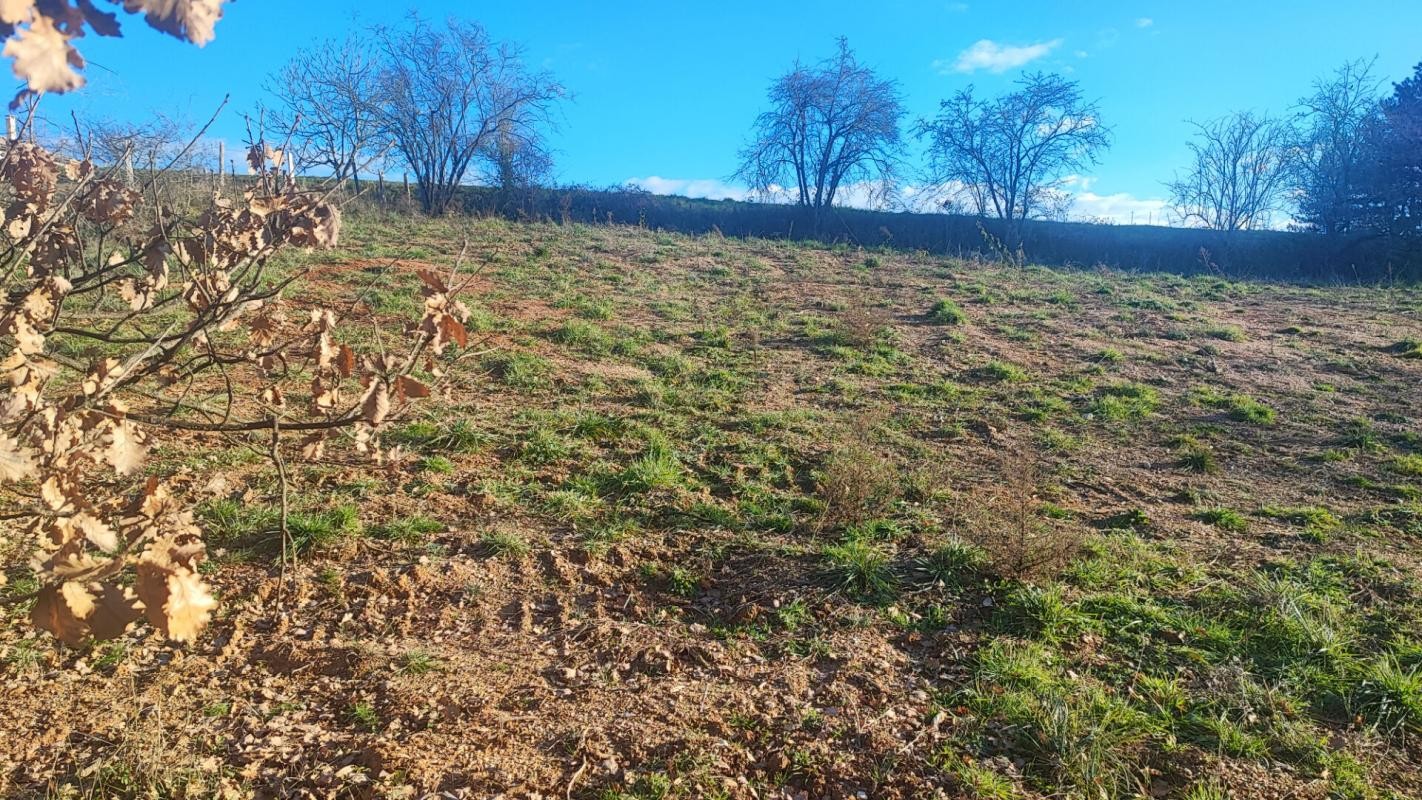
730;40;1422;268
266;21;1421;273
264;14;565;215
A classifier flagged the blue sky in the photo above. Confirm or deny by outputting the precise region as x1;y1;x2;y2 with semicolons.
37;0;1422;224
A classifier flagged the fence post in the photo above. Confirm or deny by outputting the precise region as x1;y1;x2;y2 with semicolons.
5;115;15;142
216;141;225;192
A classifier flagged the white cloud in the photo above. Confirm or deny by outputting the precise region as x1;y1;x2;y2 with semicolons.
1069;191;1170;225
943;38;1063;74
626;176;751;201
1135;17;1154;28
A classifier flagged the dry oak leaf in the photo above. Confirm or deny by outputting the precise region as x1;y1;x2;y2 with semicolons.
31;581;94;644
360;379;390;427
122;0;225;46
0;0;33;25
0;430;34;480
136;544;215;642
105;419;146;476
394;375;430;402
3;16;82;93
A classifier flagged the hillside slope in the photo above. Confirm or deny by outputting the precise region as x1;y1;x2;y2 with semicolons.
3;214;1422;799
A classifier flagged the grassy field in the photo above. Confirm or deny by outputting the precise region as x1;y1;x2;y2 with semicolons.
3;212;1422;799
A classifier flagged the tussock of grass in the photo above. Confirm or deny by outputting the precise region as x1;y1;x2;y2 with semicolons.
1092;382;1161;421
928;297;967;324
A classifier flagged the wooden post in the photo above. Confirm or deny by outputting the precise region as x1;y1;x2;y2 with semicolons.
5;115;16;142
403;173;410;201
123;150;134;185
216;141;225;191
377;172;385;203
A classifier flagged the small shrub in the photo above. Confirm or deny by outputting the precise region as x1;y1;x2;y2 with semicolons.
814;444;899;533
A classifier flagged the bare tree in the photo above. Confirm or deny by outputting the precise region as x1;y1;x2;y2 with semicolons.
734;38;905;227
1167;112;1295;231
264;33;380;192
1292;58;1384;236
480;104;556;214
369;15;564;215
916;72;1111;232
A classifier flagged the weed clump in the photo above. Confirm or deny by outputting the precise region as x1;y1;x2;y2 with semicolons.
929;297;967;325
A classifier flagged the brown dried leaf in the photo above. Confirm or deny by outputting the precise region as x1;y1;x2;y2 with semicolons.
3;16;82;94
394;375;430;402
359;380;390;427
31;581;92;644
0;431;34;480
105;420;146;476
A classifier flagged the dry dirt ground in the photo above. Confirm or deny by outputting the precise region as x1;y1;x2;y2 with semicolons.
3;213;1422;799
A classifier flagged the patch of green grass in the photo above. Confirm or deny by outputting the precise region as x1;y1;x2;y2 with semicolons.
279;505;361;558
1225;394;1276;425
552;319;614;355
976;360;1029;383
1261;505;1340;533
1390;453;1422;478
198;498;279;545
1092;382;1161;421
822;538;896;601
397;649;443;676
998;583;1082;642
1351;655;1422;735
1204;324;1247;342
479;528;531;559
1193;507;1248;532
374;515;443;546
1170;433;1219;474
1389;339;1422;359
929;297;967;325
921;538;987;589
347;702;379;732
616;440;684;494
390;419;489;453
1194;387;1276;425
555;294;615;320
485;351;553;390
520;427;576;465
419;454;455;474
